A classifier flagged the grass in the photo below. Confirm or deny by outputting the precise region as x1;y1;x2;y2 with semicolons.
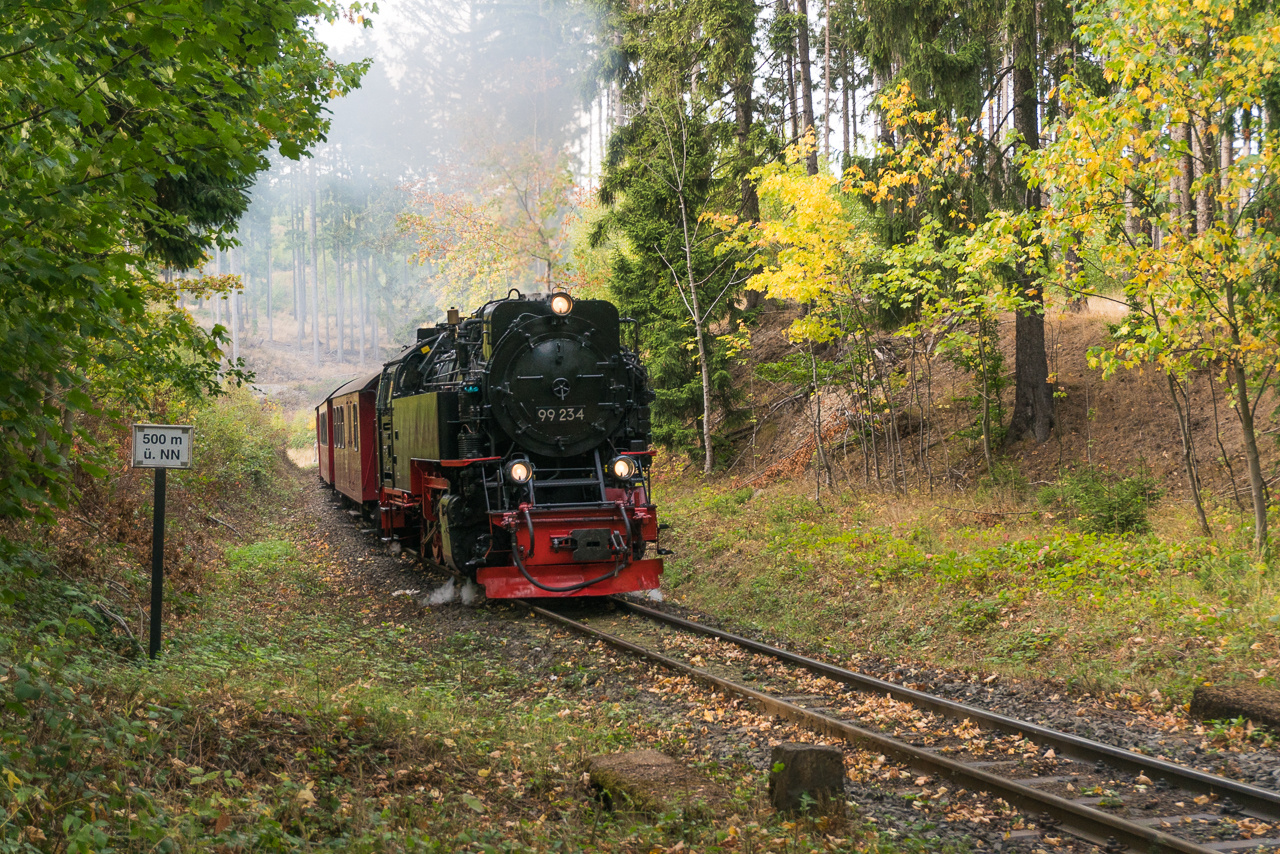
1;453;920;852
656;476;1280;700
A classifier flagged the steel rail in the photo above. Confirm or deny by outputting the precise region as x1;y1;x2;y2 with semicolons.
614;598;1280;824
528;603;1222;854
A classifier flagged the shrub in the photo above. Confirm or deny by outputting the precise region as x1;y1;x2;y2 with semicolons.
1039;467;1163;534
183;387;288;497
287;408;317;450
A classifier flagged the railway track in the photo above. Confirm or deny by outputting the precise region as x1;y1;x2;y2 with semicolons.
524;597;1280;854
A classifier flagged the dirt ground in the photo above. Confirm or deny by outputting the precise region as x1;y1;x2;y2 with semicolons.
724;297;1277;499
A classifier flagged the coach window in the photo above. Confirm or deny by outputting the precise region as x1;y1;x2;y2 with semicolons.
350;404;358;450
319;412;328;445
335;406;344;449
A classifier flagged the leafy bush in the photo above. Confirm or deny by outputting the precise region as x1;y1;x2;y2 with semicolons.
954;599;1002;633
1039;467;1163;534
287;409;317;450
182;387;288;497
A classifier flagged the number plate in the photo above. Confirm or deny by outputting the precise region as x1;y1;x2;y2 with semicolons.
536;406;586;422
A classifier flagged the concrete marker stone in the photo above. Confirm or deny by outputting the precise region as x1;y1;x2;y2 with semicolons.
768;743;846;815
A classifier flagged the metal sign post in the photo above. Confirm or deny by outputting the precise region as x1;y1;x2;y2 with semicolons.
150;467;166;659
131;424;194;660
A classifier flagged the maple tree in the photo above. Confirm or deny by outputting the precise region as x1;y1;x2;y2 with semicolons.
1029;0;1280;554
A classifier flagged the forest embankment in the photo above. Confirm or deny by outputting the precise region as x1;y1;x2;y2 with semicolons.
644;299;1280;701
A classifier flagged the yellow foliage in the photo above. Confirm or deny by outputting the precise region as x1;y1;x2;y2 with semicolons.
1032;0;1280;380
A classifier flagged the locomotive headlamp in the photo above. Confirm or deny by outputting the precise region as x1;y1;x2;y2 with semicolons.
506;459;533;484
549;292;574;315
610;455;639;480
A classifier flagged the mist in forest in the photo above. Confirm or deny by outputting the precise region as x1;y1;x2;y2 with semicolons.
196;0;602;378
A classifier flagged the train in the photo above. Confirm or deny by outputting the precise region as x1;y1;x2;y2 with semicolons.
315;290;665;599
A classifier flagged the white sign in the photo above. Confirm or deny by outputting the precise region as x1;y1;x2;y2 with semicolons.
132;424;194;469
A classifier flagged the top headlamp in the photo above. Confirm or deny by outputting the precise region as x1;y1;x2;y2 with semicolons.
549;293;574;316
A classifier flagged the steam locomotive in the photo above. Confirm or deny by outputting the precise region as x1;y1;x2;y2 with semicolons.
315;291;664;598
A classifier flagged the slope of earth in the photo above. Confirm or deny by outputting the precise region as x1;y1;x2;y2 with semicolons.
652;297;1279;711
719;298;1277;501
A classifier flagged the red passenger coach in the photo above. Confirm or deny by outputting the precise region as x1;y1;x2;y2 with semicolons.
325;373;380;504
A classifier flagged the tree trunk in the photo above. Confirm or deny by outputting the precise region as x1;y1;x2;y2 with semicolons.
249;239;258;333
358;252;367;368
213;249;223;331
237;246;247;335
1230;358;1269;556
323;238;332;355
309;178;320;366
266;238;273;344
348;250;356;355
295;191;306;348
1221;121;1236;224
782;0;799;143
1174;121;1194;235
1225;275;1270;556
1195;120;1215;236
823;0;831;163
874;67;893;147
1167;373;1211;536
1006;0;1054;443
229;248;240;364
371;256;381;359
733;78;759;221
336;243;345;362
678;191;716;475
841;57;851;169
293;246;302;345
794;0;819;174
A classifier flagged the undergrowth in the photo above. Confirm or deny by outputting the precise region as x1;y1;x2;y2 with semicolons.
1037;467;1164;534
658;477;1280;699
